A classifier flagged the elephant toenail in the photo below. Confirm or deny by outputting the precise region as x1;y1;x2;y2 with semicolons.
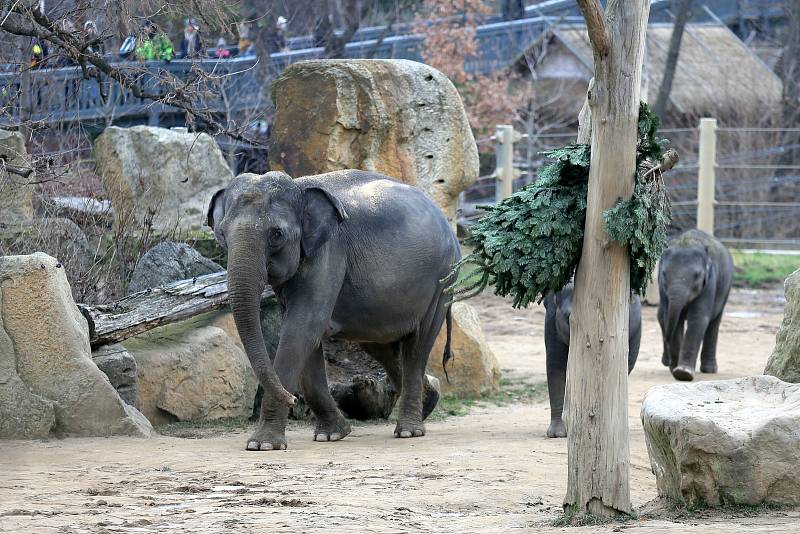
330;433;341;441
260;443;274;450
400;430;412;438
279;443;287;450
246;441;260;450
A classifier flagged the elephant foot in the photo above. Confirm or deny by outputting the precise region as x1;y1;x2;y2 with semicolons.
394;420;425;438
313;413;352;442
245;424;287;451
546;419;567;438
661;353;671;367
700;362;718;374
672;366;695;382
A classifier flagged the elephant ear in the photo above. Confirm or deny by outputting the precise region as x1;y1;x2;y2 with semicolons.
301;184;348;258
207;188;227;248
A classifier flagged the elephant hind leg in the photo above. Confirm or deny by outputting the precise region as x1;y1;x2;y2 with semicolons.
302;346;351;442
700;314;722;374
395;295;448;438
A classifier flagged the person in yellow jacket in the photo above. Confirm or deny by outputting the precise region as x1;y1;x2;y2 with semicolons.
135;21;174;62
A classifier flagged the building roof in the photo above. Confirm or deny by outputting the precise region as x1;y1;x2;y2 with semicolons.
533;23;782;119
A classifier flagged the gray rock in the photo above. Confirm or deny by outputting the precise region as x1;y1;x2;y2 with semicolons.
0;129;33;222
641;375;800;507
765;269;800;382
0;253;152;438
92;344;138;407
127;241;223;295
122;323;258;425
94;126;234;231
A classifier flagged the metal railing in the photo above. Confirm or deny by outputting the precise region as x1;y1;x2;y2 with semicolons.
463;118;800;251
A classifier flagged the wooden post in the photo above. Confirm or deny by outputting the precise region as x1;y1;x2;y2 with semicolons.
697;117;717;235
565;0;650;518
495;124;515;202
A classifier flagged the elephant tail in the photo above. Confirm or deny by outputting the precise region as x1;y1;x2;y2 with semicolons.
442;305;453;383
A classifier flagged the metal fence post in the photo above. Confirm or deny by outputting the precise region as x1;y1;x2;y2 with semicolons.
495;125;515;202
697;118;717;235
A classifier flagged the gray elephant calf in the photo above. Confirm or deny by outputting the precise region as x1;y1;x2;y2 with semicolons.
658;229;733;381
543;284;641;438
207;170;459;450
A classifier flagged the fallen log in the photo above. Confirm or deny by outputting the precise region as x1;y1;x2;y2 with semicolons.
78;271;275;349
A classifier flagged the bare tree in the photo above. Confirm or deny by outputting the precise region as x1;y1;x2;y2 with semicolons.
564;0;650;519
653;0;693;117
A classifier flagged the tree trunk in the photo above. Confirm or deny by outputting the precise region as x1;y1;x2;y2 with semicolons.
653;0;692;118
565;0;650;518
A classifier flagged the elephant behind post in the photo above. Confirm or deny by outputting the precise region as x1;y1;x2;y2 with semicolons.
658;229;733;381
543;284;641;438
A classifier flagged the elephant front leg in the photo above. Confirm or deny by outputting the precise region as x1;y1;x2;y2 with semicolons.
247;333;321;450
673;308;711;382
545;340;569;438
301;346;352;442
700;314;722;374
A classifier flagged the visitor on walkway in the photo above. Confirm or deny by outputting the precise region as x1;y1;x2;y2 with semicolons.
237;22;254;56
179;18;203;59
135;21;174;62
214;37;231;58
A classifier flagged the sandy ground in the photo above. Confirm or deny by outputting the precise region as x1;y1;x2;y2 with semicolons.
2;288;798;533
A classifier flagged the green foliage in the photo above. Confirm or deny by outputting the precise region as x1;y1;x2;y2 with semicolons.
604;172;671;295
446;102;671;306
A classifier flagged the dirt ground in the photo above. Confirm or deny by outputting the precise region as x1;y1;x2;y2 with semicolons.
2;288;798;533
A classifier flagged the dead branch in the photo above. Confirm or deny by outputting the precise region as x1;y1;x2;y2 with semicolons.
78;271;276;349
576;0;609;57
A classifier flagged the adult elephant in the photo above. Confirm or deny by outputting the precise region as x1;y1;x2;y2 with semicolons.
207;170;459;450
543;284;641;438
658;229;733;381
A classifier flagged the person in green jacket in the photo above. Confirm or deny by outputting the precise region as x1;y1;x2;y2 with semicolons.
135;21;174;62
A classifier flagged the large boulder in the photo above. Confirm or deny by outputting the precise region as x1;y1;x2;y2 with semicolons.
427;302;501;397
765;269;800;382
122;320;258;425
94;126;233;232
0;129;33;222
641;376;800;507
127;241;223;295
0;253;152;438
0;310;56;439
270;59;479;228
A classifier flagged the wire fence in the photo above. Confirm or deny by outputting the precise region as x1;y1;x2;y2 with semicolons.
460;123;800;251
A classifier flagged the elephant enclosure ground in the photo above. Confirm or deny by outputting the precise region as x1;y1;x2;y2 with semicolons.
2;288;799;533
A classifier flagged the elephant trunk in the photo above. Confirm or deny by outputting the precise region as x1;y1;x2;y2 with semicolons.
664;291;686;345
227;226;294;407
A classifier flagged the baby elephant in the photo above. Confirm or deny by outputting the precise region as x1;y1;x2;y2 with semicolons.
658;229;733;381
544;284;641;438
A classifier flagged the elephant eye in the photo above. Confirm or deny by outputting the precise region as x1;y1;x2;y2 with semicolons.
269;228;285;246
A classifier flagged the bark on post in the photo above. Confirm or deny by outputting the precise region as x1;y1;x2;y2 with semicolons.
564;0;650;517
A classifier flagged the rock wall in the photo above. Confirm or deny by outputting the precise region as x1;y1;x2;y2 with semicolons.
270;59;479;228
0;253;152;438
764;269;800;382
94;126;233;232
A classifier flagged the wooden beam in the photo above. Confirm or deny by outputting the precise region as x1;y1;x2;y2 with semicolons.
78;272;275;349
